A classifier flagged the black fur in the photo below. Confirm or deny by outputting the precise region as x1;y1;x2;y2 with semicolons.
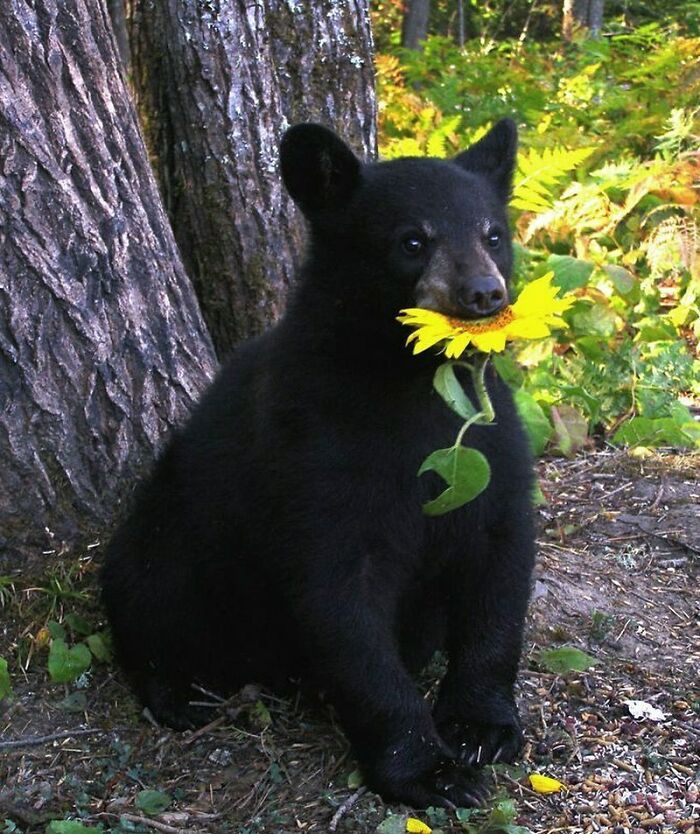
101;120;535;808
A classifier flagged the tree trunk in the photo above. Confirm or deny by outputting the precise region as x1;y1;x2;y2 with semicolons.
128;0;377;356
402;0;431;50
563;0;605;41
0;0;217;566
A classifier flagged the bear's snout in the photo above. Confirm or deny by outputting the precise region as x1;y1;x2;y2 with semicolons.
457;275;507;318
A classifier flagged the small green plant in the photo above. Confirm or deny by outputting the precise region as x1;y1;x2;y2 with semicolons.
537;646;598;674
0;576;17;608
44;615;112;684
457;798;533;833
134;790;172;816
0;657;13;701
589;609;613;642
45;822;102;834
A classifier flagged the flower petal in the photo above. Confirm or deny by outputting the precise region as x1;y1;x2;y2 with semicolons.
406;819;432;834
471;329;509;352
528;773;566;794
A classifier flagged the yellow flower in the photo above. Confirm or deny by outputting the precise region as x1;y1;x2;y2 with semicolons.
397;272;575;357
528;773;567;794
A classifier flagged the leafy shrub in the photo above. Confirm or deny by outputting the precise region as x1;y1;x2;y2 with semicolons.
376;27;700;450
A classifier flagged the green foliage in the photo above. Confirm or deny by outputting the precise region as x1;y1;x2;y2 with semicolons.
537;646;598;674
377;26;700;451
457;798;532;833
48;639;92;684
45;822;102;834
44;612;112;683
134;791;172;816
0;657;13;701
513;147;595;213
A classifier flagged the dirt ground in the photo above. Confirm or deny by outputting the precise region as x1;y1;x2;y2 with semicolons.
1;449;698;834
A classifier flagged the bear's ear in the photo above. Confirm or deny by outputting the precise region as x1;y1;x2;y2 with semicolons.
453;118;518;203
280;123;362;216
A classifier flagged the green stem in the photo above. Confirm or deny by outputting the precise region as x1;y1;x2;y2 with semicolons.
455;409;486;447
451;355;496;447
472;354;495;424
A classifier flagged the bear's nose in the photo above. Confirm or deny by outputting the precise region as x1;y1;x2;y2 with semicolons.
458;276;506;318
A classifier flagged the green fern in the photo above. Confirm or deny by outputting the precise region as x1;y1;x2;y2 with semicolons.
512;146;595;213
426;114;462;158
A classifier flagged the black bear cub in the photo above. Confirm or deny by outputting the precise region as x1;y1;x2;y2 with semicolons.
101;119;535;808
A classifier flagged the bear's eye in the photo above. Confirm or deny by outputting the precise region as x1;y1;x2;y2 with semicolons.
401;235;425;256
486;229;502;249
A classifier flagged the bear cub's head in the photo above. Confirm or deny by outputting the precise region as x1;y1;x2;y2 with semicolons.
280;120;517;325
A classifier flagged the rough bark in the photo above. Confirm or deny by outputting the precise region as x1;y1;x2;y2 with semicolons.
563;0;605;41
401;0;431;50
128;0;377;356
0;0;217;565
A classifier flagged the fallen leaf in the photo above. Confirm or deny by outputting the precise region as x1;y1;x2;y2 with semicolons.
624;699;666;722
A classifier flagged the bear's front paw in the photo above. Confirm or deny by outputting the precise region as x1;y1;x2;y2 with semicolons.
365;731;490;808
437;716;523;766
372;758;488;809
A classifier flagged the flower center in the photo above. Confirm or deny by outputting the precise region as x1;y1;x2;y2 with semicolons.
448;306;514;334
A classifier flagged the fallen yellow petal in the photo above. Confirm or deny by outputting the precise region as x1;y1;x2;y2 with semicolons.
406;818;432;834
529;773;566;794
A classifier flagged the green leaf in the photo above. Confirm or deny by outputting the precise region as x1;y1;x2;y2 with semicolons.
513;390;552;456
0;657;13;701
634;316;678;342
64;613;92;637
513;146;594;212
613;416;700;448
48;639;91;684
135;790;172;816
604;264;637;297
492;354;525;389
433;363;478;420
538;646;597;674
571;301;619;338
419;446;491;516
531;481;547;507
86;633;112;663
251;699;272;728
376;814;406;834
546;254;594;292
47;621;67;641
45;822;102;834
347;769;363;790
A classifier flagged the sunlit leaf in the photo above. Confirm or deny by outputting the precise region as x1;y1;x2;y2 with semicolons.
613;416;700;448
538;646;597;674
546;254;594;292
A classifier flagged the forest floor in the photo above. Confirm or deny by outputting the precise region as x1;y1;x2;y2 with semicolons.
0;449;698;834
